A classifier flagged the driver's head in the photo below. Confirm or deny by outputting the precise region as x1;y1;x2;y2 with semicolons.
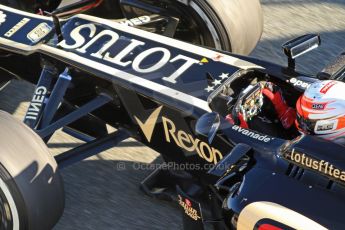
296;80;345;141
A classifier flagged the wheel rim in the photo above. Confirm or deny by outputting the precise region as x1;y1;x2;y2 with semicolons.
0;190;13;230
0;178;19;230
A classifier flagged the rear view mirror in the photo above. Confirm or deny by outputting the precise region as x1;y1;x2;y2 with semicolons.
282;34;321;69
195;112;220;144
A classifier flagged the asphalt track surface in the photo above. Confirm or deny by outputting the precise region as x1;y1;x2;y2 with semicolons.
1;0;345;229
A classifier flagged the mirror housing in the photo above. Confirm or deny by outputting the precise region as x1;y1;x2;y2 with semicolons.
282;34;321;69
208;143;252;177
195;112;220;144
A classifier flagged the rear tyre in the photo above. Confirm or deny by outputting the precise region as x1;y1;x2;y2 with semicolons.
119;0;263;54
0;0;61;12
0;111;64;229
202;0;263;55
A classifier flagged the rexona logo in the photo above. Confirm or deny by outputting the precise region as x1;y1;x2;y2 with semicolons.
134;107;223;164
232;125;272;142
58;23;199;84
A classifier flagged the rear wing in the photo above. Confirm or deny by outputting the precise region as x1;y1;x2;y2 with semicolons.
0;4;262;113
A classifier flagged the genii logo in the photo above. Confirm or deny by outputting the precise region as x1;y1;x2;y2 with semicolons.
25;86;47;121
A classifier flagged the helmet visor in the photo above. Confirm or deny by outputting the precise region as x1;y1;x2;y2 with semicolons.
296;112;316;134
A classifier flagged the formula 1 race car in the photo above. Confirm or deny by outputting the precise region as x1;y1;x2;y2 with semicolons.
0;2;345;230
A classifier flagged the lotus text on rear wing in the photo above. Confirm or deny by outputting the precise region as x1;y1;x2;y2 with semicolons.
58;23;200;84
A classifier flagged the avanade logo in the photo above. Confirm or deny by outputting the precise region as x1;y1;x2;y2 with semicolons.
134;107;223;164
232;125;272;142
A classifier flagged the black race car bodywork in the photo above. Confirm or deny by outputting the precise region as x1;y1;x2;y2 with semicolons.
0;4;344;230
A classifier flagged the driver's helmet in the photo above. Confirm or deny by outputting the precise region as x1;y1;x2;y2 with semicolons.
296;80;345;141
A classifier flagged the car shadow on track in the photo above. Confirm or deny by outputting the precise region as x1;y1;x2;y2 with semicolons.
0;79;34;116
0;80;182;230
54;159;182;230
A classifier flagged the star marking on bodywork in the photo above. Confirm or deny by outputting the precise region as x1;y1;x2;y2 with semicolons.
212;79;222;86
205;85;214;92
219;73;229;80
0;11;7;25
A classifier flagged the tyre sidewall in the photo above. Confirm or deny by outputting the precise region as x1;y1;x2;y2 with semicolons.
0;111;64;229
